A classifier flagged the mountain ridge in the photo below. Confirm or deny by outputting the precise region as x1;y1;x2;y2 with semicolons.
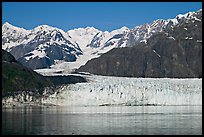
2;9;201;72
76;9;202;78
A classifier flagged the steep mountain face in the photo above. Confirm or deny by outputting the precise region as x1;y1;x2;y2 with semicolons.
2;49;54;97
2;24;83;69
117;9;202;47
86;26;129;55
76;9;202;78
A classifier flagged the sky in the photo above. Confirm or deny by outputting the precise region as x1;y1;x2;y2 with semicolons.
2;2;202;32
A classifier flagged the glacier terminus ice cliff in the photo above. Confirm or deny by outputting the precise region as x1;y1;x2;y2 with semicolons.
3;74;202;107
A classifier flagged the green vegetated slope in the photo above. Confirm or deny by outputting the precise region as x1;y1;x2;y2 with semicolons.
2;49;87;98
2;49;54;97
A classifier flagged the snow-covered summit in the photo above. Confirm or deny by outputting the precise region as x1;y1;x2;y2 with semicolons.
87;26;130;49
117;9;202;47
110;26;129;36
33;24;57;30
67;26;100;50
2;22;31;50
176;11;195;20
31;25;74;42
2;22;29;33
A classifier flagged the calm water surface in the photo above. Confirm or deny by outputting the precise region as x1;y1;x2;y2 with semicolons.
2;105;202;135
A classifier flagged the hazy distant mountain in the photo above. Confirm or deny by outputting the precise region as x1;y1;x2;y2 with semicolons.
76;9;202;78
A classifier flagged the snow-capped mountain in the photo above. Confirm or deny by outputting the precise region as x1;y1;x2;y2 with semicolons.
77;9;202;78
67;27;100;50
68;26;129;55
118;20;169;47
34;26;130;73
2;22;129;71
87;26;129;54
2;9;201;73
117;9;202;47
2;24;83;69
2;22;30;50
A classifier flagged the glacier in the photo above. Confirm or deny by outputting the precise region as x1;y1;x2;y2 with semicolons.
42;75;202;106
3;75;201;107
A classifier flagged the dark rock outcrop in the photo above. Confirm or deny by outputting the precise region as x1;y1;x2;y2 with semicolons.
44;75;87;86
77;14;202;78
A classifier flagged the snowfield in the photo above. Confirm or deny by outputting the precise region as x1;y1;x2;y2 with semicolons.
2;75;202;107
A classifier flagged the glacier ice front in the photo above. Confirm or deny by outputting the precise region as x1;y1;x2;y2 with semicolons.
42;75;202;106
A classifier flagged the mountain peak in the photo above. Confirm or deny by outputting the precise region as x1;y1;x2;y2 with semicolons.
85;26;98;30
2;22;28;32
197;9;202;12
3;22;12;27
117;26;129;32
33;24;57;32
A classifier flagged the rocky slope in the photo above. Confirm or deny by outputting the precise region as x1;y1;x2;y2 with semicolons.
76;9;202;78
2;49;54;97
117;9;202;47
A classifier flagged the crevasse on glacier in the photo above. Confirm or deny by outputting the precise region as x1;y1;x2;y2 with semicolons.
42;75;202;106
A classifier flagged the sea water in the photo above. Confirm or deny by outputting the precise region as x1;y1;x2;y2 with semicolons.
2;105;202;135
